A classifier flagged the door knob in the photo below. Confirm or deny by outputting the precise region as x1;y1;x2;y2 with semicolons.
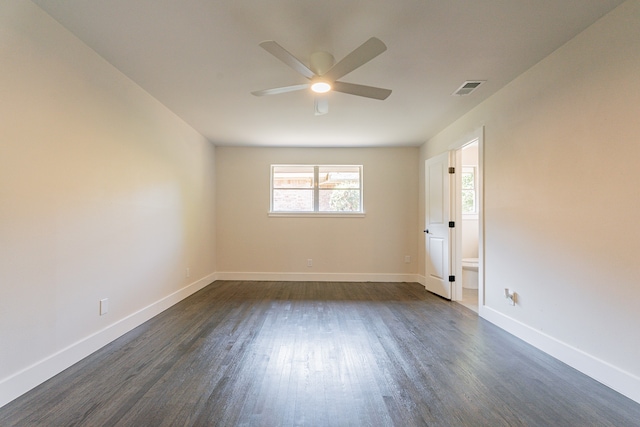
424;229;429;234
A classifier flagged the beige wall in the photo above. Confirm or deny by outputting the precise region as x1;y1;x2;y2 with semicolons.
419;0;640;400
0;1;216;404
216;146;418;279
3;0;639;409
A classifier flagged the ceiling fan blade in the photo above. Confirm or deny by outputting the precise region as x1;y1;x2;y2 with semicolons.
332;81;392;100
251;83;310;96
259;40;315;79
314;96;328;116
323;37;387;82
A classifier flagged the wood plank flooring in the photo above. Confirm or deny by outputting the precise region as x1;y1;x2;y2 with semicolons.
1;281;639;426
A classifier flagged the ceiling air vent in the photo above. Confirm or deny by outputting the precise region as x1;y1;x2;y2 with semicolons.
452;80;485;96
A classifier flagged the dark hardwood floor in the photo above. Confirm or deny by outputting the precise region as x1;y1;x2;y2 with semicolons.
1;281;639;426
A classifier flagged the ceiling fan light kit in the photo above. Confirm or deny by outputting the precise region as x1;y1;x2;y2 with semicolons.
311;81;331;93
252;37;392;114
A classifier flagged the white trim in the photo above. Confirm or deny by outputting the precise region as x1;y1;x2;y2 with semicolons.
448;125;485;150
480;306;640;404
268;212;366;218
449;127;484;304
270;164;364;214
216;271;421;283
6;269;637;410
0;272;216;409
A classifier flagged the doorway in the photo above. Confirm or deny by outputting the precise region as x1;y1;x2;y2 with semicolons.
423;127;484;310
456;140;480;313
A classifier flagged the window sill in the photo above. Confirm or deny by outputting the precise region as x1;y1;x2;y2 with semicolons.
268;212;366;218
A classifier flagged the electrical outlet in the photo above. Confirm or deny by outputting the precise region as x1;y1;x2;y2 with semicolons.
504;288;517;306
186;267;190;278
404;255;411;263
307;259;313;267
100;298;109;316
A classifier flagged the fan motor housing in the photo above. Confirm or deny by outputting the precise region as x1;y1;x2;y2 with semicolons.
310;51;335;75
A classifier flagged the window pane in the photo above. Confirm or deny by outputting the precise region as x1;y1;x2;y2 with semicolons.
271;164;363;214
462;171;474;190
318;166;360;189
273;166;314;188
319;189;361;212
462;189;475;214
273;189;313;211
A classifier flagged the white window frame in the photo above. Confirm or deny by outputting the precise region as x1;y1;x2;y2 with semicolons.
269;164;365;217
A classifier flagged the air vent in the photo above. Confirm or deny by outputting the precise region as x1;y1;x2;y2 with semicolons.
452;80;485;96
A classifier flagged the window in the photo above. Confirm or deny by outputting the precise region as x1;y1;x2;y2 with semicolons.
461;166;477;215
271;165;363;214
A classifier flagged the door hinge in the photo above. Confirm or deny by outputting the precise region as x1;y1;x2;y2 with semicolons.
448;167;455;174
448;221;455;228
449;275;455;282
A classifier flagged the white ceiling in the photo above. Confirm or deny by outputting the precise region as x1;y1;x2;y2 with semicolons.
32;0;624;147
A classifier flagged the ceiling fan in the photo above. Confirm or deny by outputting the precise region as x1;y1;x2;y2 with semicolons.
251;37;392;115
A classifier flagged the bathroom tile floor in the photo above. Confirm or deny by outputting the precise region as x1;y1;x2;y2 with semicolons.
458;287;479;313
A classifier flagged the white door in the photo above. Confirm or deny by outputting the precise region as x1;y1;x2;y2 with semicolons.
424;152;454;299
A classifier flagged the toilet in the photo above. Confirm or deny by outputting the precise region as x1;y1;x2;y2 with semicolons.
462;257;479;289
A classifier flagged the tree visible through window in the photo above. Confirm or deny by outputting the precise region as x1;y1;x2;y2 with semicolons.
271;165;363;213
461;167;476;214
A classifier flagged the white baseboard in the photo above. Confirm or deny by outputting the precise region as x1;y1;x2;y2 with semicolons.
480;305;640;405
215;271;421;283
0;272;216;409
0;271;417;408
8;274;635;410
